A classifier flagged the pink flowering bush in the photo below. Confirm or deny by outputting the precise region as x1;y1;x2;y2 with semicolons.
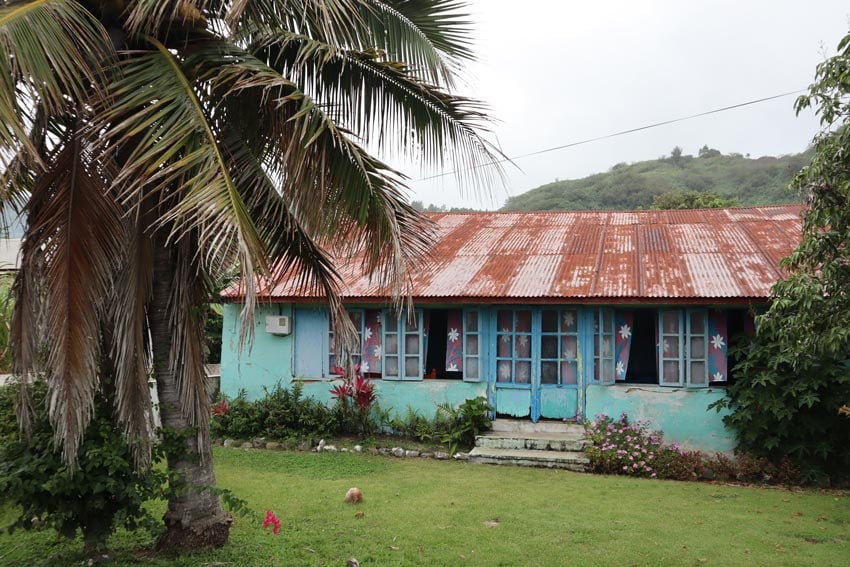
585;413;661;478
263;510;281;535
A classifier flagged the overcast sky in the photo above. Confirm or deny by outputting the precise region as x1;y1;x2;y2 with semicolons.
398;0;850;210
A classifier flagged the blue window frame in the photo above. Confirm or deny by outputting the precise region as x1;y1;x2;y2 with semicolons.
383;311;422;380
495;309;533;384
659;309;709;387
540;308;579;385
593;309;616;384
328;309;364;373
463;310;482;382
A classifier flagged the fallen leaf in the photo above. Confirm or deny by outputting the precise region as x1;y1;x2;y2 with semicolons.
355;511;365;519
390;546;400;551
792;512;803;517
697;559;708;563
303;547;316;553
484;519;500;527
459;554;466;559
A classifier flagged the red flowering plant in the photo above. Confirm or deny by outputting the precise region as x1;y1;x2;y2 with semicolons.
263;510;281;535
211;399;228;416
329;363;378;435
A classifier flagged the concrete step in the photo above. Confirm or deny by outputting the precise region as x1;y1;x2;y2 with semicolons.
490;419;585;435
468;447;589;472
476;431;586;452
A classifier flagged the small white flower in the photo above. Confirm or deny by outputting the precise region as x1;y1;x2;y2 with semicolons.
712;371;724;381
363;327;372;341
447;363;459;372
361;361;370;372
616;361;625;377
518;335;529;348
711;333;726;350
500;328;511;343
447;327;460;342
373;344;382;357
618;324;632;341
562;311;575;328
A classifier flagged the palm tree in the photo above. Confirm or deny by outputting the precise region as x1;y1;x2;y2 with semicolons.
0;0;500;551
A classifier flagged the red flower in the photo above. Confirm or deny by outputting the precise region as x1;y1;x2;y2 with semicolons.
330;381;353;400
263;510;281;535
353;376;376;411
211;399;228;416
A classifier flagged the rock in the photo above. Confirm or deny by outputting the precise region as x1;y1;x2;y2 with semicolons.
453;452;469;460
404;450;420;458
434;451;449;460
240;441;254;449
344;487;363;503
347;558;360;567
369;447;380;454
213;438;224;446
390;447;405;458
297;440;312;451
265;442;282;450
420;452;433;459
324;445;338;452
353;445;363;452
252;437;266;448
223;439;237;447
378;447;389;456
316;439;326;452
341;447;348;452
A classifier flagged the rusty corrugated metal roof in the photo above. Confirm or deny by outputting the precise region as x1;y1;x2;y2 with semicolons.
228;204;804;303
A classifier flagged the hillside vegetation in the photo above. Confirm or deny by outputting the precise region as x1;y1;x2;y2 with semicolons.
501;147;813;211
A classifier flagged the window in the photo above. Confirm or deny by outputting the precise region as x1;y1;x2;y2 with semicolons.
593;309;615;384
496;309;532;384
383;311;422;380
540;309;579;385
328;309;364;373
463;311;481;381
659;309;709;387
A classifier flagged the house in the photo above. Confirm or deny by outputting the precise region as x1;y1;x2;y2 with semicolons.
220;205;803;452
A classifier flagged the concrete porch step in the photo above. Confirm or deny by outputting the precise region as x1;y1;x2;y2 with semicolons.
468;447;589;472
476;431;586;452
490;419;585;436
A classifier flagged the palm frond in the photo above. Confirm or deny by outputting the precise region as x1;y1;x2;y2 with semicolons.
0;0;113;163
227;0;366;47
95;38;270;342
253;30;503;191
124;0;214;36
18;123;125;465
108;187;156;467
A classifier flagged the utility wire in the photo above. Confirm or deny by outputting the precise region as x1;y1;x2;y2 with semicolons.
415;89;807;182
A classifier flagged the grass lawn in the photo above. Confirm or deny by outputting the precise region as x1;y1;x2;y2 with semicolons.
1;447;848;566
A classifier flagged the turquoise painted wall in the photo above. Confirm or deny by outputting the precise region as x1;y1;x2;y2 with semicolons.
585;384;734;453
221;303;293;399
221;303;487;417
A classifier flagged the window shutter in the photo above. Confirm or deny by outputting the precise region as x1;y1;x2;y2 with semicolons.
293;306;327;378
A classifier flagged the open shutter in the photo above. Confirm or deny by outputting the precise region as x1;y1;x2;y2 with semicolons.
595;309;616;384
462;310;482;382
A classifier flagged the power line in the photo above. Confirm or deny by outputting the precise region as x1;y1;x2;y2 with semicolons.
415;88;807;182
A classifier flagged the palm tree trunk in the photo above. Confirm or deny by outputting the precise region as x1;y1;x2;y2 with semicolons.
150;242;231;551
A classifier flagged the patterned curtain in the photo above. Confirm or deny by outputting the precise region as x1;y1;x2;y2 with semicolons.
614;311;634;381
361;309;382;374
445;309;464;372
708;310;727;383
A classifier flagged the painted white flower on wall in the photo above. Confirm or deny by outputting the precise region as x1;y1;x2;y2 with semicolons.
447;328;460;342
562;311;575;328
373;344;382;357
618;324;631;341
518;335;529;348
500;328;511;343
361;361;370;372
363;327;372;341
447;363;459;372
711;334;725;350
616;361;625;377
712;371;724;381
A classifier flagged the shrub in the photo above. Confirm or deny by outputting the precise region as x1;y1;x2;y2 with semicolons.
436;397;492;455
0;381;166;556
584;413;661;478
211;382;341;441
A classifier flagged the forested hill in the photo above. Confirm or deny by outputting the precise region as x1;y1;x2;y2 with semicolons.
500;147;814;211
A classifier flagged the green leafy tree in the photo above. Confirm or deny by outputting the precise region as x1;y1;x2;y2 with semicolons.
649;190;739;210
713;31;850;482
0;0;499;551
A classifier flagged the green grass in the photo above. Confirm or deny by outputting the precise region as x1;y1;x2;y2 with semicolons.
1;447;848;566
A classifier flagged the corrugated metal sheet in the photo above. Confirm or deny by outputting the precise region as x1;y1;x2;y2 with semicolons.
230;205;804;303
